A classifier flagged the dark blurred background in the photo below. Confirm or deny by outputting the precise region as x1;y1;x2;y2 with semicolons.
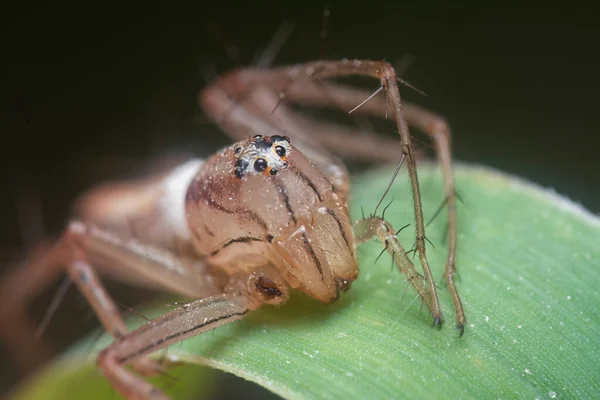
1;2;599;398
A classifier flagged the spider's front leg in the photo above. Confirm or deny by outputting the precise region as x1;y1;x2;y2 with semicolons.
97;267;288;400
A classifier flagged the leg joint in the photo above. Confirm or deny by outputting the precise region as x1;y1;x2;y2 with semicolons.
377;61;396;80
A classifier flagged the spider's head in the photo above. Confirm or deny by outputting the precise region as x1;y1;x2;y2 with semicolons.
233;135;292;179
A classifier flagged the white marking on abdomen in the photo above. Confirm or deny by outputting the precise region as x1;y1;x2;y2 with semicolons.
158;159;204;240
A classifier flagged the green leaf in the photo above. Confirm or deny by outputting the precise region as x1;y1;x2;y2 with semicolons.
10;164;600;399
10;360;218;400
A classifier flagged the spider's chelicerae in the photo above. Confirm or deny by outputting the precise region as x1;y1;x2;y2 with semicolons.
0;60;465;400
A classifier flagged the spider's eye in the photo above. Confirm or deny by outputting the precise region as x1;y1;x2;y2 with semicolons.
275;145;286;157
253;134;263;139
254;158;268;172
234;147;242;156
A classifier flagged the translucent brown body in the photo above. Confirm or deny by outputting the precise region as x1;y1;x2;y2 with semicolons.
0;59;465;400
186;137;356;303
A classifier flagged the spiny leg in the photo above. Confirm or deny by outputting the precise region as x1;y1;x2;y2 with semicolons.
200;64;406;164
201;60;444;325
395;105;464;334
98;294;251;400
0;221;221;373
97;267;288;400
354;217;433;313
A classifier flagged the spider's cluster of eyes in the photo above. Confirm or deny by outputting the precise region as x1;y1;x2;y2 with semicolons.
233;135;292;178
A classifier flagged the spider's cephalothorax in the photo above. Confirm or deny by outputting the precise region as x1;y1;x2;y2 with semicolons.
234;134;292;178
186;134;358;303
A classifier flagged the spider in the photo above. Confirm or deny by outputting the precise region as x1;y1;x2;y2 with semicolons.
0;59;464;400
